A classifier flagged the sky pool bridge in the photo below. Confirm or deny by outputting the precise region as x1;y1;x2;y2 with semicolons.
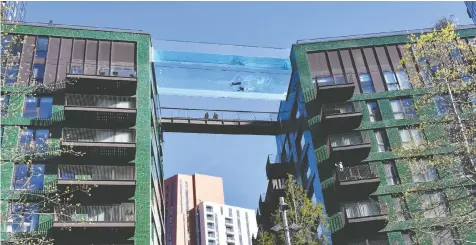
159;107;283;135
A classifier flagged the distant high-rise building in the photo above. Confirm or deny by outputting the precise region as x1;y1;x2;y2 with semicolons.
164;174;225;245
196;201;258;245
466;1;476;23
1;0;27;22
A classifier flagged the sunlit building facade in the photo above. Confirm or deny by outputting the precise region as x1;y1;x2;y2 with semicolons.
257;25;476;245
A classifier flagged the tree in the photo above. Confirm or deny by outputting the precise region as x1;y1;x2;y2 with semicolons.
1;12;92;245
396;20;476;244
256;174;327;245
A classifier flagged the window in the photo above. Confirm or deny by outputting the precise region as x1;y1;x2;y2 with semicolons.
18;129;49;152
393;195;410;221
6;203;40;233
229;208;232;217
1;35;22;57
366;101;382;122
359;73;375;93
434;95;454;115
384;71;400;91
32;63;45;84
399;127;425;147
206;214;213;221
383;160;401;186
410;159;438;183
402;232;414;245
374;130;391;152
2;64;19;85
315;76;335;86
35;37;48;58
12;163;45;190
206;206;213;212
432;229;457;245
391;98;417;119
420;191;447;218
23;96;53;118
1;95;9;116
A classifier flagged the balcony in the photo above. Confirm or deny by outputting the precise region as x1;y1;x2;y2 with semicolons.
225;218;234;226
336;164;380;186
62;128;136;158
57;165;135;186
66;63;137;96
64;94;136;127
53;203;135;228
341;200;388;230
265;154;295;179
321;102;363;132
328;131;371;162
313;73;355;103
62;128;136;148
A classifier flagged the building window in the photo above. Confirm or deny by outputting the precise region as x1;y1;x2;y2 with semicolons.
366;101;382;122
391;98;417;119
399;127;425;148
395;70;413;89
374;130;391;152
383;160;401;186
35;37;48;58
402;231;414;245
18;129;49;152
32;63;45;84
359;73;375;94
420;191;447;218
23;96;53;118
6;203;40;233
433;95;456;115
432;229;457;245
1;35;22;57
393;195;411;221
1;95;9;116
229;208;232;217
12;163;45;190
410;159;438;183
384;71;400;91
2;63;19;85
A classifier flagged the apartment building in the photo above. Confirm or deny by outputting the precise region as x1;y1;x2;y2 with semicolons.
466;1;476;24
164;174;225;245
257;25;476;245
0;23;165;245
1;0;27;22
197;201;257;245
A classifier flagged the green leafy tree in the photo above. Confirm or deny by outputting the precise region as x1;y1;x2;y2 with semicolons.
395;19;476;244
256;174;327;245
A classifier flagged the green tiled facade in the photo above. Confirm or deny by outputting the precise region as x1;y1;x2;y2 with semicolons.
270;27;476;245
0;23;164;245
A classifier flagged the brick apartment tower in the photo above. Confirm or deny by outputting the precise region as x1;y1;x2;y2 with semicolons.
164;174;225;245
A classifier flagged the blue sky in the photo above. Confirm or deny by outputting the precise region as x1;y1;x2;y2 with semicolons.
26;1;473;210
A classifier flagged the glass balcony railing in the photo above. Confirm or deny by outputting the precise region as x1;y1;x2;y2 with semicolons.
65;94;136;109
55;203;135;222
67;62;137;78
314;73;355;87
58;165;135;181
343;200;388;219
330;131;370;148
62;128;136;144
322;102;362;116
336;164;378;182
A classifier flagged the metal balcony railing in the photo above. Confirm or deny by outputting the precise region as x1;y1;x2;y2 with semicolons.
337;164;378;182
330;131;370;148
55;203;135;222
322;102;362;116
343;201;388;219
65;94;136;109
58;165;135;181
160;107;279;122
62;128;136;143
67;62;137;78
314;73;355;87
